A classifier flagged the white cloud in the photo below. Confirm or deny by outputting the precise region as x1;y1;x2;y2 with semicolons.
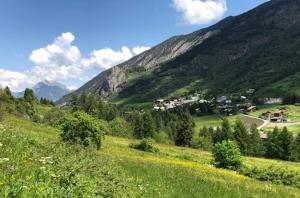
172;0;227;25
83;46;133;70
133;46;151;55
0;32;151;92
0;69;32;92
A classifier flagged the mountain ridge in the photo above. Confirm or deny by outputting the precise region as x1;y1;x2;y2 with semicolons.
59;0;300;105
15;81;71;102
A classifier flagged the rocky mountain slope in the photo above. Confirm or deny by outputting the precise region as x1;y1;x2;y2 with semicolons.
59;0;300;105
15;81;71;102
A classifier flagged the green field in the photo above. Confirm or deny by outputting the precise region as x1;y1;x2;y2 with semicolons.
1;114;300;197
250;105;300;122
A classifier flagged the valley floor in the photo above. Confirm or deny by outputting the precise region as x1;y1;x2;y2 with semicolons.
1;115;300;197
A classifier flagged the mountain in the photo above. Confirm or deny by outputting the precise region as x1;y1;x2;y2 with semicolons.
15;81;71;102
59;0;300;105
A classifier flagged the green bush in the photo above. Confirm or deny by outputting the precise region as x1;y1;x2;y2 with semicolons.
240;165;300;188
109;117;133;137
212;140;242;170
60;112;109;149
130;139;159;153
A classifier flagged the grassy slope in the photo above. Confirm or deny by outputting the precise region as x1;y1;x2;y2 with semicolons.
1;115;300;197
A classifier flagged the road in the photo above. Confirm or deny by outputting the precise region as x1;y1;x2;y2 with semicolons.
240;114;269;130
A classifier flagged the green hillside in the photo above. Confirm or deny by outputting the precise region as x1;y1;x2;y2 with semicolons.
109;0;300;105
1;114;300;197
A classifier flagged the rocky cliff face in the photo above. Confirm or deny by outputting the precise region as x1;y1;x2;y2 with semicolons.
58;25;222;103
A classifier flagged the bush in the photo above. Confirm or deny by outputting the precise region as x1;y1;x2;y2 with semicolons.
212;140;242;170
109;117;133;138
60;112;109;149
153;131;173;144
240;165;300;188
130;139;159;153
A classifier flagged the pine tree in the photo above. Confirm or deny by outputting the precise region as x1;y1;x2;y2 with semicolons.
142;111;155;138
4;86;12;98
291;133;300;162
24;88;35;103
266;127;281;159
213;118;233;144
132;112;144;139
233;119;250;155
248;124;265;157
175;112;195;146
279;127;294;160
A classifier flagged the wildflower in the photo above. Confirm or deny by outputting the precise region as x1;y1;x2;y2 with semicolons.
7;164;16;172
0;142;3;147
39;156;53;164
0;158;9;163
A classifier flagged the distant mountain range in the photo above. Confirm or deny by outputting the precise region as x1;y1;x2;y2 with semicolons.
58;0;300;106
14;81;71;102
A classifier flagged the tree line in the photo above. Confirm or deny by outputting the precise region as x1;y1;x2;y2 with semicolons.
196;118;300;162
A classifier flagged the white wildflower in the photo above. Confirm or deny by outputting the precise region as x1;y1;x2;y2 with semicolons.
39;156;53;165
0;142;3;147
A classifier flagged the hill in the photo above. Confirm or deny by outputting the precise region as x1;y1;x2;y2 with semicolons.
59;0;300;106
15;80;71;102
1;114;300;197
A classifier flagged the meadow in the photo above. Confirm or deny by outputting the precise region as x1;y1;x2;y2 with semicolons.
1;114;300;197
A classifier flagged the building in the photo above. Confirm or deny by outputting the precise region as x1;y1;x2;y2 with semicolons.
270;111;284;122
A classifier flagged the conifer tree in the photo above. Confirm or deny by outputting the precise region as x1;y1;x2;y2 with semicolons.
233;119;250;154
142;111;155;138
248;124;265;157
279;127;294;160
291;133;300;162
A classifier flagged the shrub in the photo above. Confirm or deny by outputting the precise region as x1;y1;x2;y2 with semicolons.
153;131;173;144
109;117;133;138
240;165;300;188
130;139;159;153
60;112;109;149
212;140;242;170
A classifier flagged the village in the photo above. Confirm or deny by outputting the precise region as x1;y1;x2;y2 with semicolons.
153;89;286;123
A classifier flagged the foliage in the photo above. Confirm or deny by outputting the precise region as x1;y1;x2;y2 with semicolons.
248;124;265;157
40;97;55;106
213;140;242;170
24;88;36;103
109;117;133;138
130;139;159;153
0;125;135;197
191;126;213;150
175;111;195;146
266;127;294;161
291;133;300;162
240;165;300;189
233;119;250;155
60;112;109;149
69;93;119;121
212;118;233;144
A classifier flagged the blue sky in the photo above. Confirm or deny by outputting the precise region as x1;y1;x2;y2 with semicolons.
0;0;268;91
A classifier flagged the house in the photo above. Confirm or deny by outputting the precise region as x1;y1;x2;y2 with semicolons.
270;111;284;122
260;111;272;120
247;105;257;112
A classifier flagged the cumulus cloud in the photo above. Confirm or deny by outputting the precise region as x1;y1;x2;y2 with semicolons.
0;69;32;92
172;0;227;25
0;32;151;92
133;46;151;55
